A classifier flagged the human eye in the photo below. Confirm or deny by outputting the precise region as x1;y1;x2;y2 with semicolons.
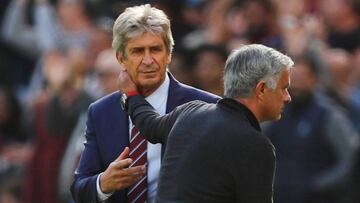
130;47;144;55
151;45;163;52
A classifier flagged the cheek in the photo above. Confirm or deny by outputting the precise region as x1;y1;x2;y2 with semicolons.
277;95;284;105
124;62;138;76
158;54;171;67
269;92;283;111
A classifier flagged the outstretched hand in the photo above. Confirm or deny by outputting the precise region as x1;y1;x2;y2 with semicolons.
118;69;138;93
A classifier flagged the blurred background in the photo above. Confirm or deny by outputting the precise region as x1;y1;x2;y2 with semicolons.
0;0;359;203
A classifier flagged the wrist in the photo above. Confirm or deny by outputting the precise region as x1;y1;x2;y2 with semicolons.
125;91;140;97
99;173;111;194
121;91;139;111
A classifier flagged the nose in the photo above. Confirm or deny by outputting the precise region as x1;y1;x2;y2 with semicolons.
142;51;154;65
284;91;292;104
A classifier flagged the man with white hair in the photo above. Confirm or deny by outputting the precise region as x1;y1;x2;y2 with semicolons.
71;4;219;203
119;44;294;203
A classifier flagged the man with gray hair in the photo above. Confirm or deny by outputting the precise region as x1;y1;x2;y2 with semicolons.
118;44;294;202
71;4;219;203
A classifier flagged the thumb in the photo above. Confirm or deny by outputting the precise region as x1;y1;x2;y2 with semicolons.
115;147;130;162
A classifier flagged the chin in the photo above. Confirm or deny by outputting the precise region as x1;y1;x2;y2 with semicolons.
139;79;162;90
268;113;282;121
143;78;162;86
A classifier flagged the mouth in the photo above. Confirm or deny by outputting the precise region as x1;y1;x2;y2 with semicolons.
138;70;159;79
138;66;160;74
141;70;157;74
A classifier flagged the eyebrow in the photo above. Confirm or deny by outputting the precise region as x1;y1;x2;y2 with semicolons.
151;44;163;48
129;47;144;51
129;44;164;51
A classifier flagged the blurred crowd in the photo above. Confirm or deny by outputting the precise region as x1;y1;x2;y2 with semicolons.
0;0;359;203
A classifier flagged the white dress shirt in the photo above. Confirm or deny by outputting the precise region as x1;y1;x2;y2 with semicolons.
97;74;170;202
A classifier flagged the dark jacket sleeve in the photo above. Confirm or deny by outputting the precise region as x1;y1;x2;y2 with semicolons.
127;95;184;144
71;175;99;203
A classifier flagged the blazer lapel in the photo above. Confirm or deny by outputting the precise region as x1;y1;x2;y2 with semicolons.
166;72;188;113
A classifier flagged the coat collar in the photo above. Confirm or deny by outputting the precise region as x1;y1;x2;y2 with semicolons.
166;71;187;112
218;98;261;132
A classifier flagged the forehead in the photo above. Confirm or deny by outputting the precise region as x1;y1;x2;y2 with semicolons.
126;32;165;49
277;69;291;87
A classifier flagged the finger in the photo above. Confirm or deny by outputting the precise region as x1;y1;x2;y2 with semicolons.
116;169;146;184
112;158;133;170
120;64;126;71
115;147;130;162
118;69;127;80
114;166;146;178
112;165;146;180
121;165;146;175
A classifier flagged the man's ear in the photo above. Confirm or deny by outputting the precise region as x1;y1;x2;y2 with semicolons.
166;53;172;65
255;81;266;101
116;52;124;64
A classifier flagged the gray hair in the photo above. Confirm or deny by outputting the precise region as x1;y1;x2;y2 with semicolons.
112;4;174;58
224;44;294;98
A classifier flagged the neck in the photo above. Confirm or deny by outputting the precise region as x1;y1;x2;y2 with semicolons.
140;74;168;97
138;82;163;97
139;88;155;97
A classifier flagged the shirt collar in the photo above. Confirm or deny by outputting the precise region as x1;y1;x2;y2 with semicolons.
218;98;261;132
145;74;170;110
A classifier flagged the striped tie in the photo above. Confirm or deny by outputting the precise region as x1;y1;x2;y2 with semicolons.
127;126;147;203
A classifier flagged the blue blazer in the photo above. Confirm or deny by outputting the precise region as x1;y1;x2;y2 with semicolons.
71;73;220;203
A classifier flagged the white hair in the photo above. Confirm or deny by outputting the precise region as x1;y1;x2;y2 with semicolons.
224;44;294;98
112;4;174;58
